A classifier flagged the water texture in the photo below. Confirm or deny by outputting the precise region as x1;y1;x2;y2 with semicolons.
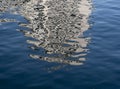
17;0;92;65
0;0;120;89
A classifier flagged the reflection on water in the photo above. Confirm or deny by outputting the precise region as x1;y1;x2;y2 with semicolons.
0;0;24;13
0;0;92;65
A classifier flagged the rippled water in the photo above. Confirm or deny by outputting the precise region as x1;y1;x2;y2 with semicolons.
0;0;120;89
18;0;91;65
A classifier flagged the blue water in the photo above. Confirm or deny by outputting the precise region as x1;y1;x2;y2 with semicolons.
0;0;120;89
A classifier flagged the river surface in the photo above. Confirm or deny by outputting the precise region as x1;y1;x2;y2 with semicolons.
0;0;120;89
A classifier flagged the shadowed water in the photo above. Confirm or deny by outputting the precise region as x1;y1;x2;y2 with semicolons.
0;0;120;89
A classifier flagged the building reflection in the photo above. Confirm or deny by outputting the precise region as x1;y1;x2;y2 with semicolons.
0;0;92;66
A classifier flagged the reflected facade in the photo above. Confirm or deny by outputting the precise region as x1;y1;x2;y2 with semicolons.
0;0;92;65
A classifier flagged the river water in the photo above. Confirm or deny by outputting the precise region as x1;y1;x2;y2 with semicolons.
0;0;120;89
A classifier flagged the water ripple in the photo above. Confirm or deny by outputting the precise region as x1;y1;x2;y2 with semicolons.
11;0;92;66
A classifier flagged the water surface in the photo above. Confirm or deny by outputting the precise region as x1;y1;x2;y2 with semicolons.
0;0;120;89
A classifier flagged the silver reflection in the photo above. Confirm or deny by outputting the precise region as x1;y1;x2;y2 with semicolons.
1;0;92;65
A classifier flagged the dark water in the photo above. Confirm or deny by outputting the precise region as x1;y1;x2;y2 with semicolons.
0;0;120;89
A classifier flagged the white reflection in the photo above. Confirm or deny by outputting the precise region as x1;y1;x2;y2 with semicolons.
0;0;92;66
